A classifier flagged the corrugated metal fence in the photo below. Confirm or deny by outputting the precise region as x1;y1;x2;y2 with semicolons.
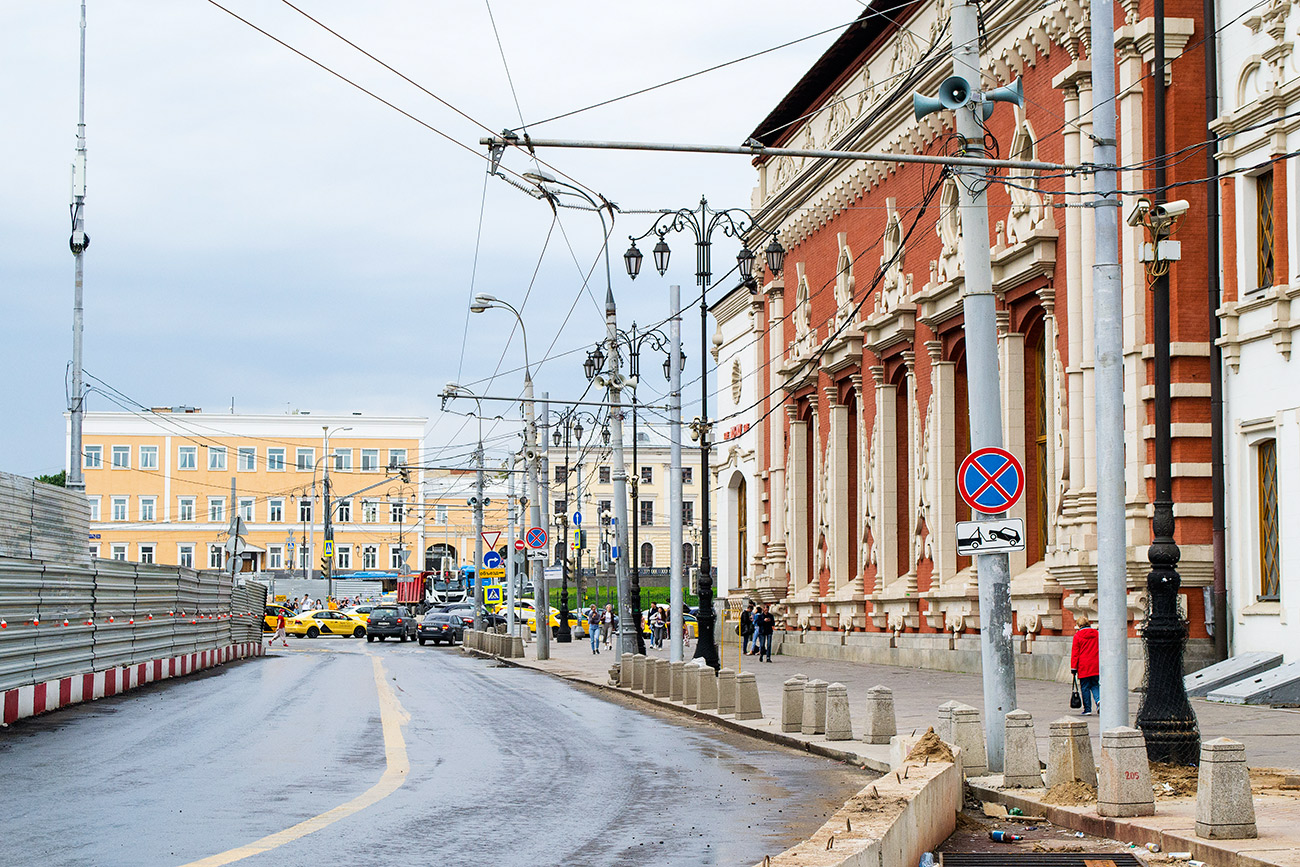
0;558;266;693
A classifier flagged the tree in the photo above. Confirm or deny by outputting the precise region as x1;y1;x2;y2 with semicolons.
35;471;66;488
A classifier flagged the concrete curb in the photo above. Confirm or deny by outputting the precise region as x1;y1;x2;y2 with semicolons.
1;642;265;725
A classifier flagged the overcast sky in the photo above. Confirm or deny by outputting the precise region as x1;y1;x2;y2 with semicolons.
1;1;855;478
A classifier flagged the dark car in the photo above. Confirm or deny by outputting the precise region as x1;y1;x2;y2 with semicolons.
453;611;508;633
365;605;416;642
418;613;464;646
987;526;1021;545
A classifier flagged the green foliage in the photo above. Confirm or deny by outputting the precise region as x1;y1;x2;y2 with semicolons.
35;471;67;488
550;584;698;611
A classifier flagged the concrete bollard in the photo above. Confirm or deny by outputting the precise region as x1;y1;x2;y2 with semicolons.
1046;717;1098;788
1003;709;1043;788
951;704;989;777
697;665;718;710
620;653;634;688
642;656;656;695
717;668;736;715
1196;738;1258;839
653;659;671;698
825;683;852;740
937;700;960;743
607;663;621;686
801;680;829;735
735;672;762;720
1098;727;1154;816
633;654;648;691
683;662;701;706
668;661;685;701
510;635;524;658
782;677;806;732
863;685;897;745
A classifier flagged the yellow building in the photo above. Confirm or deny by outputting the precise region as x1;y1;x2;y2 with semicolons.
73;409;432;577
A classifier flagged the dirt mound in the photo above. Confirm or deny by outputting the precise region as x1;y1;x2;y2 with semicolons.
843;790;909;818
1042;781;1096;806
1251;767;1300;797
906;727;956;763
1151;762;1199;798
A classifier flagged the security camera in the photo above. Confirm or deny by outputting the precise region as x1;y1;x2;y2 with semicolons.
1149;199;1190;224
1126;198;1151;228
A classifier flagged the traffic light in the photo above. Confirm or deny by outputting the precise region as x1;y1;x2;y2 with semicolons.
399;467;411;483
320;556;330;575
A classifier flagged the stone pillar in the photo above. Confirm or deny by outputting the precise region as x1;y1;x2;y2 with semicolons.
668;660;685;701
952;704;989;777
801;679;829;735
632;654;647;691
764;281;788;591
1098;727;1155;817
697;665;718;710
735;671;762;720
649;659;667;698
683;661;700;705
717;668;737;715
1046;717;1098;788
863;685;897;744
826;387;850;593
937;700;960;743
1195;738;1258;839
782;675;807;733
620;653;634;687
826;683;852;740
1003;709;1043;788
873;368;899;584
787;407;811;595
925;342;957;585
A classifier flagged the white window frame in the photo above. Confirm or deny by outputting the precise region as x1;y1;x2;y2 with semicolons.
361;449;380;472
88;496;101;522
139;445;159;471
239;498;254;521
389;499;406;524
435;504;448;524
111;496;128;522
298;545;311;570
208;497;225;523
269;498;284;523
333;448;353;472
336;544;352;569
178;497;196;522
138;544;155;565
178;446;197;470
111;445;130;469
178;544;195;569
296;448;314;471
640;466;653;485
139;496;156;522
267;448;286;472
390;546;408;570
336;499;352;523
208;545;224;569
267;545;283;570
362;545;378;569
208;446;227;471
111;543;128;561
83;445;103;469
682;500;694;526
238;447;257;471
387;448;407;469
88;544;99;559
298;498;313;523
362;499;379;523
599;466;611;484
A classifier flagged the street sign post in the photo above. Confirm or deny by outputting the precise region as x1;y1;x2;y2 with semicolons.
479;568;506;582
573;511;582;526
322;540;333;559
956;518;1027;556
483;551;504;569
483;585;504;605
481;531;501;551
957;447;1026;514
525;527;548;549
514;539;526;552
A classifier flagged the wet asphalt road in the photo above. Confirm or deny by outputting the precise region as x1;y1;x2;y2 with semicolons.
1;638;873;867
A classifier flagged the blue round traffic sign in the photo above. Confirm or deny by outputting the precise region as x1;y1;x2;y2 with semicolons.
482;550;503;569
958;447;1025;515
573;511;582;526
525;527;547;549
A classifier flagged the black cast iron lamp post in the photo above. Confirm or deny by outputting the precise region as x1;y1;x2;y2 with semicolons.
624;196;785;668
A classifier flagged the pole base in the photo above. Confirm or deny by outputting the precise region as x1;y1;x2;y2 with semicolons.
556;630;572;643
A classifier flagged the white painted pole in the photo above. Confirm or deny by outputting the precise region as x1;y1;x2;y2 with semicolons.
669;285;684;662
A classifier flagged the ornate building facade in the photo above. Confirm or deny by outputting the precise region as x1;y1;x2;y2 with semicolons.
729;0;1218;678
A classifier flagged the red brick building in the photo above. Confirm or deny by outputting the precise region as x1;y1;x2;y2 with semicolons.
729;0;1217;678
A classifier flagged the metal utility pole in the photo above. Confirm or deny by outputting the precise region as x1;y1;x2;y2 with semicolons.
527;378;549;659
952;0;1017;771
66;0;89;493
604;292;637;657
1091;0;1130;734
473;435;485;633
668;285;685;662
507;450;518;636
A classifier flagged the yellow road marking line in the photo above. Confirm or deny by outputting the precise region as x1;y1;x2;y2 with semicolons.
177;655;410;867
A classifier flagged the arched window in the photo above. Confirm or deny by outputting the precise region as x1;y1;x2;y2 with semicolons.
736;477;748;580
683;543;695;568
640;542;654;568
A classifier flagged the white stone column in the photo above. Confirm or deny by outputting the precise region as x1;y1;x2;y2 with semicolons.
998;312;1028;575
1077;74;1098;490
903;350;918;591
872;366;899;586
787;404;809;595
1058;73;1087;498
926;341;957;585
1039;288;1061;550
827;386;850;594
766;284;788;589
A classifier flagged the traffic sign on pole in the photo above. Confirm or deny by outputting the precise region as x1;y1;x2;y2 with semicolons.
481;531;501;551
957;447;1025;514
514;539;526;552
572;511;582;526
956;518;1027;556
483;551;503;569
525;527;548;549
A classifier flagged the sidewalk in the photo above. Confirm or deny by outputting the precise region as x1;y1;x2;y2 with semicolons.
503;634;1300;867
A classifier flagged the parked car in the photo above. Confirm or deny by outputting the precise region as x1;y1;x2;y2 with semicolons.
452;611;508;633
341;605;376;624
263;603;293;632
286;609;366;639
640;610;699;639
365;605;416;642
418;612;464;646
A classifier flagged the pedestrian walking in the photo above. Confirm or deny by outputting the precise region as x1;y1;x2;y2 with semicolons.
740;601;755;654
588;604;601;654
650;606;664;648
601;604;614;650
755;604;775;662
1070;616;1100;715
268;612;288;648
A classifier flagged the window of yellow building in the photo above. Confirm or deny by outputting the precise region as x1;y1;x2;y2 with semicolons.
208;446;226;471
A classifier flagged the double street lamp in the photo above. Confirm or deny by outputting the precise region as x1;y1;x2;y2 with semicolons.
625;197;785;667
550;409;608;642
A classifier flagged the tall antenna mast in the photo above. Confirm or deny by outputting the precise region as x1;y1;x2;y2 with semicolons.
67;0;90;492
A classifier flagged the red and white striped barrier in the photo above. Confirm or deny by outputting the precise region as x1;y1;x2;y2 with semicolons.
1;641;265;725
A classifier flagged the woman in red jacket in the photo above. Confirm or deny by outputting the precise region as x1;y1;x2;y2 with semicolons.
1070;617;1100;715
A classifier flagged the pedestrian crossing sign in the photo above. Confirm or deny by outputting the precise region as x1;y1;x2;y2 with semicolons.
484;585;503;604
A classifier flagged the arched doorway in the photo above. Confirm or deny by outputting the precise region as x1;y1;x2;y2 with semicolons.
426;543;456;572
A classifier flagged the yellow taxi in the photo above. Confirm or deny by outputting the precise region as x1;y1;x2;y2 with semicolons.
641;610;699;639
340;606;374;626
263;604;294;633
286;609;368;639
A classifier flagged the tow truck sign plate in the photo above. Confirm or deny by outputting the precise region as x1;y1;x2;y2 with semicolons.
955;518;1026;555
